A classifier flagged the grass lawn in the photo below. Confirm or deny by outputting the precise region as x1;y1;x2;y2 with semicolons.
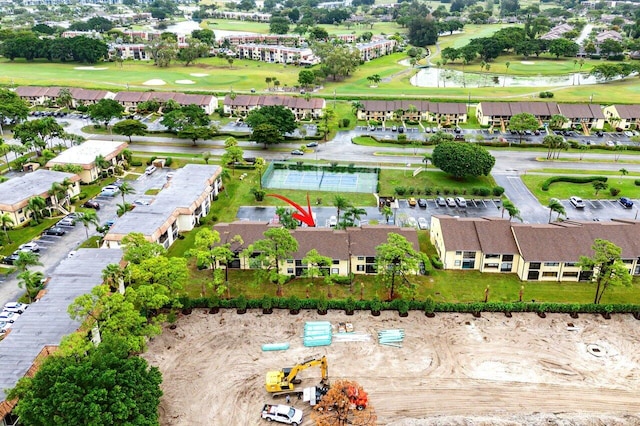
379;168;496;197
1;219;57;256
521;173;639;204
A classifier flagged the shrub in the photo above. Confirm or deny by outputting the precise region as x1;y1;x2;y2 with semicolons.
344;297;356;312
147;156;157;166
342;118;350;127
78;191;88;200
430;255;443;269
635;179;640;186
396;298;410;314
130;160;143;167
165;157;173;167
424;296;435;314
493;186;505;196
317;295;328;312
478;187;491;196
541;176;607;191
408;186;415;195
287;296;302;311
424;187;433;195
443;188;451;195
370;297;383;313
261;295;273;310
332;274;352;285
397;134;407;142
609;187;620;196
395;186;407;196
234;294;248;311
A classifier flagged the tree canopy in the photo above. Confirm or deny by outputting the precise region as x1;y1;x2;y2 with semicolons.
0;89;29;126
250;123;283;148
431;142;495;179
250;227;298;296
113;119;147;142
88;99;125;128
375;233;423;299
246;105;296;136
579;239;632;304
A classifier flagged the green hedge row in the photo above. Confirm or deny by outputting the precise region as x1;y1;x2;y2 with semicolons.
176;296;640;315
541;176;607;191
272;162;379;174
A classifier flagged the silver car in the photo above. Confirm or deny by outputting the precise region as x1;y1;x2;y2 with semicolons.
446;197;456;207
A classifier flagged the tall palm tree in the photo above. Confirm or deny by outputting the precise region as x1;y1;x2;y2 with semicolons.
118;181;136;205
501;199;522;222
17;270;45;303
548;199;566;223
15;251;43;272
351;101;364;116
381;205;393;223
333;195;351;225
26;196;46;224
77;211;99;239
102;263;124;293
0;138;11;168
0;213;14;243
343;206;367;227
49;181;68;212
503;61;510;87
94;154;111;176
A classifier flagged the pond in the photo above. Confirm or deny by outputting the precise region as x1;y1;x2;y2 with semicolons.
410;66;620;88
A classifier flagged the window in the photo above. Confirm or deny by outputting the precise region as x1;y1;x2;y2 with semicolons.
357;256;364;261
332;268;339;274
500;262;512;272
502;254;514;261
485;254;500;259
484;263;499;268
542;271;558;278
528;270;539;280
454;260;461;266
544;262;559;267
455;251;462;256
565;262;578;267
356;265;365;272
287;259;293;264
529;262;541;270
562;272;579;278
287;268;294;274
332;259;339;265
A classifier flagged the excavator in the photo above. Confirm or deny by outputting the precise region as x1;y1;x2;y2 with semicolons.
265;355;329;398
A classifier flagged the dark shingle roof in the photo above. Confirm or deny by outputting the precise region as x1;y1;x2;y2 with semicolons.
224;95;325;110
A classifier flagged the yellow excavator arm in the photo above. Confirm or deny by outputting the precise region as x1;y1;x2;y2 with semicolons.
266;356;328;393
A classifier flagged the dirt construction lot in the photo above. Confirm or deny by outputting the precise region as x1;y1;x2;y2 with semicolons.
143;309;640;426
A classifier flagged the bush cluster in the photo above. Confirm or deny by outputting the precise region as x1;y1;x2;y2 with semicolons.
539;91;554;98
541;176;607;191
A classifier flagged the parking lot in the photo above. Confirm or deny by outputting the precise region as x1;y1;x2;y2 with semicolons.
558;198;639;221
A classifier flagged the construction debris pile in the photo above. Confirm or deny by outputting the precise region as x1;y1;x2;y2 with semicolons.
378;329;405;348
304;321;332;347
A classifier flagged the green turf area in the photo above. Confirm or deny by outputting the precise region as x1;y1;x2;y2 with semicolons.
521;173;639;204
379;168;496;196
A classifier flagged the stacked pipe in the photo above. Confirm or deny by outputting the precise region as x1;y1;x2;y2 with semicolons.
378;329;405;348
304;321;332;347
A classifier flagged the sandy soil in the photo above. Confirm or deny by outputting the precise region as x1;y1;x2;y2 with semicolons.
175;80;195;85
143;79;167;86
143;310;640;426
74;66;108;70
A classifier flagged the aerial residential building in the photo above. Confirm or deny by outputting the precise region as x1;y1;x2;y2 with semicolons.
603;104;640;129
475;101;606;129
113;91;217;114
356;38;397;61
0;170;80;225
557;104;606;131
15;87;114;107
219;34;301;46
102;165;223;249
595;29;623;44
357;100;467;125
430;215;640;282
223;95;325;120
45;140;129;184
212;11;272;21
235;44;317;64
212;222;419;277
540;23;574;40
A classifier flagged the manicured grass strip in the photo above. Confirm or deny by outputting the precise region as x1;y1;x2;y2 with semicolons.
521;174;639;204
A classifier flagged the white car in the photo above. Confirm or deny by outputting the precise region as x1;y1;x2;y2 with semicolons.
133;199;150;206
0;311;20;323
0;321;11;334
606;140;615;147
57;217;76;227
19;242;40;253
261;404;303;426
418;217;428;230
445;197;456;207
570;196;585;208
3;302;29;314
328;216;337;227
101;185;120;196
455;197;467;208
145;165;157;175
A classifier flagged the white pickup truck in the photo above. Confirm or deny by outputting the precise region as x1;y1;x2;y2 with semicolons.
261;404;303;425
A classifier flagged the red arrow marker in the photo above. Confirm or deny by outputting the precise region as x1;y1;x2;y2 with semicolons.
266;193;316;227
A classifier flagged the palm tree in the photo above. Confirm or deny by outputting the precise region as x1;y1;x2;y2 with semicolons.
351;101;364;116
77;211;99;239
94;154;111;176
26;196;46;224
202;151;211;164
0;138;12;168
57;88;74;110
548;199;566;223
17;270;45;303
15;251;43;272
503;61;510;87
118;181;136;205
342;206;367;228
117;203;132;216
381;205;393;223
501;199;522;222
102;263;124;293
0;213;14;243
619;168;629;177
333;195;351;225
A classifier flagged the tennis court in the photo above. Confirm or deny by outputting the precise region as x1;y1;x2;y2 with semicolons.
262;164;378;193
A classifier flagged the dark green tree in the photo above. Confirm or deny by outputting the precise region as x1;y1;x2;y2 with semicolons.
431;142;495;179
579;239;632;304
509;112;539;143
375;233;422;300
250;123;283;148
113;119;147;142
88;99;125;129
246;105;296;135
408;16;439;47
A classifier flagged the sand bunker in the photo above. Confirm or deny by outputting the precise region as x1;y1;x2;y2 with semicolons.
142;79;167;86
74;66;108;70
176;79;195;85
190;73;209;77
521;61;535;65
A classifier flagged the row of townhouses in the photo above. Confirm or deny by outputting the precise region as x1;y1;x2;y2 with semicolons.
430;216;640;282
235;44;318;65
15;85;640;130
212;222;419;277
223;95;326;120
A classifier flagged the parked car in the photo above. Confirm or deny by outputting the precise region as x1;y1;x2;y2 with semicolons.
624;131;634;137
100;185;120;196
104;218;117;229
619;197;634;208
133;199;150;206
83;199;100;210
417;198;427;208
328;216;337;227
455;197;467;207
43;226;66;236
3;302;29;314
408;197;417;207
398;126;404;133
418;217;428;230
0;321;11;334
2;251;21;265
57;217;76;227
446;197;456;207
19;242;40;253
0;311;20;323
391;125;398;132
606;141;615;147
570;196;585;208
291;149;304;156
261;404;303;426
406;217;418;228
436;197;446;206
145;165;157;175
595;131;604;137
305;142;318;148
